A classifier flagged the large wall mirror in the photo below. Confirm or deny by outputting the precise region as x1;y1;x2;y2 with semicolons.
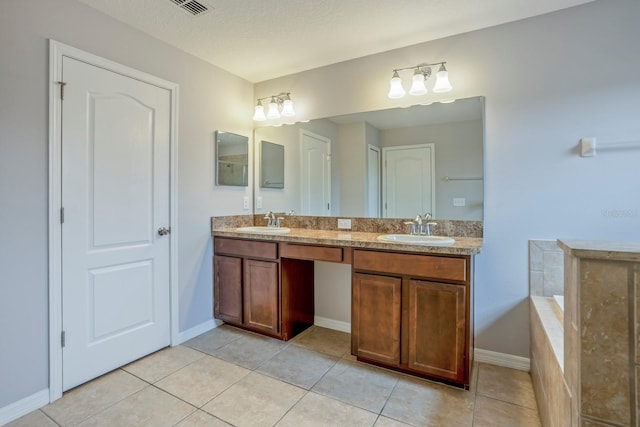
216;131;249;187
254;96;484;220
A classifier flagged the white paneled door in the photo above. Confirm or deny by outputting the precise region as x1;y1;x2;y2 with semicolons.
61;57;171;391
383;144;436;218
300;130;331;216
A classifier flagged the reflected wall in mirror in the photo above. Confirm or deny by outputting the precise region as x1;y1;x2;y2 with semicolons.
254;96;484;220
260;141;284;188
216;131;248;187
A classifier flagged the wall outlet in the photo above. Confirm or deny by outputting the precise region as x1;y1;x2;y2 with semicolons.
337;218;352;229
453;197;466;207
256;196;262;209
243;196;249;210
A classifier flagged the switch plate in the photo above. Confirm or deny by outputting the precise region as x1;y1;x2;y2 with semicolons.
243;196;249;210
453;198;466;207
337;218;352;229
256;197;262;209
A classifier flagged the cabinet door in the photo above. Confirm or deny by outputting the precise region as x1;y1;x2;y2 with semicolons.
244;259;280;335
408;279;466;383
214;255;243;325
352;273;402;366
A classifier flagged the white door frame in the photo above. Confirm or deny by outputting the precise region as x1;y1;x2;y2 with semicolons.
366;144;381;217
48;40;180;402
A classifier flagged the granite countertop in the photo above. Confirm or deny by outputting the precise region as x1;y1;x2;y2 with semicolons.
212;227;482;256
558;239;640;262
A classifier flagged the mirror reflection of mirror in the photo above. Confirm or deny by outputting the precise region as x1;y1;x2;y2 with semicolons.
254;96;484;221
216;130;249;187
260;141;284;188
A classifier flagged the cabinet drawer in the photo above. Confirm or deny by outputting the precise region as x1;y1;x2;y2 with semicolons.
353;250;467;282
280;243;344;263
214;237;278;260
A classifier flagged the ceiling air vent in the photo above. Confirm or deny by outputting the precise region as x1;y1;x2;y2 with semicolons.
169;0;210;16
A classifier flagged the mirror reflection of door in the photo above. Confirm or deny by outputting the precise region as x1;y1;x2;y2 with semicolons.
383;144;435;218
367;145;381;217
300;130;331;216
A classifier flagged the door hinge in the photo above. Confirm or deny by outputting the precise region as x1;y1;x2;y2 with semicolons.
61;330;66;348
57;81;66;100
60;207;64;224
327;203;330;210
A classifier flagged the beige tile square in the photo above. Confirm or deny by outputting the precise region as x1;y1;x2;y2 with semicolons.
123;345;205;383
257;345;338;389
373;416;412;427
184;325;247;355
473;395;541;427
42;369;147;426
381;377;474;426
175;410;232;426
202;372;305;427
155;355;250;407
291;326;351;357
211;333;286;370
312;360;398;413
276;392;377;427
5;410;58;427
477;363;537;409
76;386;195;426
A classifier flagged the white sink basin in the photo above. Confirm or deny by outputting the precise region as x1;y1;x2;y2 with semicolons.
235;226;291;234
377;234;455;246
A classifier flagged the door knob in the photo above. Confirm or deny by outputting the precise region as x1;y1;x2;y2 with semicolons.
158;227;171;236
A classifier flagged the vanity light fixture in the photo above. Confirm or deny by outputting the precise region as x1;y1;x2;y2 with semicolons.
253;92;295;121
388;62;452;99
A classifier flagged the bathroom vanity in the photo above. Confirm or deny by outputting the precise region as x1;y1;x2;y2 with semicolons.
211;224;481;388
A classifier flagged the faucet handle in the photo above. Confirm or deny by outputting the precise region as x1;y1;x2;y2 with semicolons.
404;221;417;235
414;214;422;225
422;212;432;221
287;209;296;216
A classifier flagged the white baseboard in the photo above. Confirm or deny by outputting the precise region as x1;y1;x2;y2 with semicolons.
175;319;221;345
0;388;50;426
474;348;530;371
314;316;351;333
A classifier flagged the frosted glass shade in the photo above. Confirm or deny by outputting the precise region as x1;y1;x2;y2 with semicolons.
267;99;280;119
409;73;427;96
433;67;452;93
281;99;295;117
388;72;405;99
253;104;266;121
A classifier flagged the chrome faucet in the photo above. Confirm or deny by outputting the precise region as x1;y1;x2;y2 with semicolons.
404;212;437;236
264;211;285;227
420;212;437;236
264;211;276;227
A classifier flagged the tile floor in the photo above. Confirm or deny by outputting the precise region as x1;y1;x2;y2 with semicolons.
8;325;542;427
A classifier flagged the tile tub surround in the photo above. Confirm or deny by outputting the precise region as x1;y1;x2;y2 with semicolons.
210;215;483;238
559;239;640;427
529;240;564;297
530;296;571;427
8;325;542;427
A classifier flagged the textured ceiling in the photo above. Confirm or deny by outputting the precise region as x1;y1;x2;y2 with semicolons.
76;0;594;83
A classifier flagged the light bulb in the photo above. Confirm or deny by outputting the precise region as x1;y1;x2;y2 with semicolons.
388;71;405;99
432;64;452;93
409;70;427;96
267;97;280;119
281;95;295;117
253;100;266;121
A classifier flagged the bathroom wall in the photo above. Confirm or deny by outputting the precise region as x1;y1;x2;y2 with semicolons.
255;0;640;358
0;0;253;409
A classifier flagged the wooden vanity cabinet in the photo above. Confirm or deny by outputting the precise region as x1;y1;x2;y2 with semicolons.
352;249;472;388
213;237;315;340
213;237;280;337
